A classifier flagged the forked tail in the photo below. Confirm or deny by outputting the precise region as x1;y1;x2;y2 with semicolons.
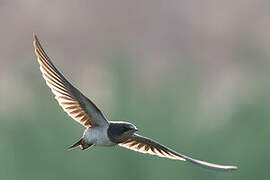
67;138;93;151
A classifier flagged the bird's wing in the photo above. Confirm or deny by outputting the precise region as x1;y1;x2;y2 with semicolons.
33;34;108;128
119;134;238;171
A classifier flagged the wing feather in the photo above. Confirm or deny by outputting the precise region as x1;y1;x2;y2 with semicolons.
119;134;238;171
33;34;108;128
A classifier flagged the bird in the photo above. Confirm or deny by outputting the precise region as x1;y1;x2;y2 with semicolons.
33;34;238;171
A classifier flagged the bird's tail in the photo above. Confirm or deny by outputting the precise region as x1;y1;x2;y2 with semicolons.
67;138;93;151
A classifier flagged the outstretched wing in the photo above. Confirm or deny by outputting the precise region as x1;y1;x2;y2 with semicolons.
119;134;238;171
33;34;108;128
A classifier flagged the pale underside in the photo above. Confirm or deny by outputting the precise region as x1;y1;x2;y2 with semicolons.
84;127;115;146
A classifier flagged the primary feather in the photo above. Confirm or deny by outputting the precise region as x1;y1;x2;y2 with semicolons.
33;34;108;128
119;134;238;171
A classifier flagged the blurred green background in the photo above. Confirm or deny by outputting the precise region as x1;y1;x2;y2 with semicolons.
1;1;270;179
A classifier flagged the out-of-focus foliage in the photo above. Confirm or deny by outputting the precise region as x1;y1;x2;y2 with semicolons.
0;1;269;180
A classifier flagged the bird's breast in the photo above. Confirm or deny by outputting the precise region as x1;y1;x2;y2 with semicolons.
84;126;116;146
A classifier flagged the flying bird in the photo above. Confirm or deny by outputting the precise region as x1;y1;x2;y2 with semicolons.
33;34;238;171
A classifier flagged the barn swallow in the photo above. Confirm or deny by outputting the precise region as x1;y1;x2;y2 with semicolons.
33;34;238;171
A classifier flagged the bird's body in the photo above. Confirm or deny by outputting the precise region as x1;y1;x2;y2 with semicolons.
33;34;238;171
82;121;138;147
84;125;115;146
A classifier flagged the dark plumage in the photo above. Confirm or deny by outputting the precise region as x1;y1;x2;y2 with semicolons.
107;122;138;143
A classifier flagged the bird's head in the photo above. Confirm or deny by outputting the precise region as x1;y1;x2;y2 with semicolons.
107;121;138;143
